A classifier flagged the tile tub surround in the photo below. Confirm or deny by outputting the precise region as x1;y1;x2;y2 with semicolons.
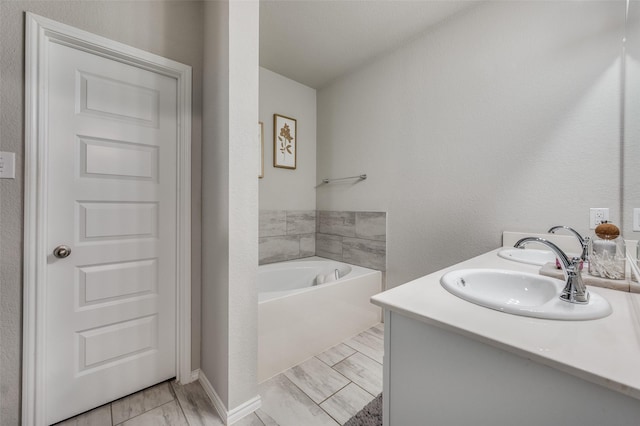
259;210;387;271
259;210;316;264
316;211;386;271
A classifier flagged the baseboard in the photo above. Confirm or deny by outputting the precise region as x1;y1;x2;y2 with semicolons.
190;369;201;382
227;394;262;425
198;371;262;425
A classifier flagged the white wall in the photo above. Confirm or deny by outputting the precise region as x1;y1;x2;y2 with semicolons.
201;0;260;412
623;3;640;239
317;1;624;289
201;0;231;407
0;2;204;424
227;1;260;409
259;67;317;210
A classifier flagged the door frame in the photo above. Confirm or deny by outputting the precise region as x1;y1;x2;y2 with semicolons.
22;13;192;425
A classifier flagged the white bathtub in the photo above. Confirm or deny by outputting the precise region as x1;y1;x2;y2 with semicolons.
258;257;382;382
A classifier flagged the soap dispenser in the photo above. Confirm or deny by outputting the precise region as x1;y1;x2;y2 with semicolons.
588;222;626;280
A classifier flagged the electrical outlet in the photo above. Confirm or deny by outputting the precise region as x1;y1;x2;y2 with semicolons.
0;152;16;179
590;208;609;229
633;208;640;232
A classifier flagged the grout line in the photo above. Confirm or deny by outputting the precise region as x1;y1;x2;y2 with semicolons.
167;379;178;400
317;381;351;406
361;327;382;337
332;351;382;397
322;406;346;426
321;337;384;420
278;374;323;405
351;380;378;399
116;400;177;426
332;352;356;371
278;371;352;424
171;382;190;426
110;404;114;426
259;325;384;426
319;381;378;425
282;371;329;403
342;329;384;362
342;342;383;366
254;412;267;426
315;354;335;367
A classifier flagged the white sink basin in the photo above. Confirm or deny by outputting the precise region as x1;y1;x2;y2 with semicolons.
440;269;612;320
497;248;557;266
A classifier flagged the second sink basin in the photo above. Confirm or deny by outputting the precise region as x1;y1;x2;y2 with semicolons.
497;248;557;266
440;269;612;320
497;248;580;266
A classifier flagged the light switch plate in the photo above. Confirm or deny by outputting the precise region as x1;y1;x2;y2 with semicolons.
0;152;16;179
633;208;640;232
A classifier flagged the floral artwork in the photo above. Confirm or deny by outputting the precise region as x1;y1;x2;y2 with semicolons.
273;114;297;169
279;124;293;155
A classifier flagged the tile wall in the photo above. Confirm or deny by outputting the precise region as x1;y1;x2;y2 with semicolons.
316;211;386;271
259;210;316;264
259;210;387;273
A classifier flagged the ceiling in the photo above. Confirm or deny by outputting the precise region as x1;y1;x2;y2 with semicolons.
259;0;477;89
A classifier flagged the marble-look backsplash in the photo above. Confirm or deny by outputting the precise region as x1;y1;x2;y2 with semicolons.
259;210;316;264
259;210;387;271
316;211;386;271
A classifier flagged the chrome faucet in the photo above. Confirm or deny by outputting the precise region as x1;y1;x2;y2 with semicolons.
515;237;590;304
547;225;589;261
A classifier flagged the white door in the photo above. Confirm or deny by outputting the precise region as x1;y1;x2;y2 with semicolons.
44;40;178;424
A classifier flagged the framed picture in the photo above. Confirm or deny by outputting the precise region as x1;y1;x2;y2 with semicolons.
258;121;264;178
273;114;297;169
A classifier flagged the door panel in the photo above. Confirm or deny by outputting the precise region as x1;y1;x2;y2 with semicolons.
77;71;161;126
78;202;159;240
80;136;159;181
45;41;177;424
78;259;158;306
78;315;158;372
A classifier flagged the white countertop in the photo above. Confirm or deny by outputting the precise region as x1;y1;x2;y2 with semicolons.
371;248;640;401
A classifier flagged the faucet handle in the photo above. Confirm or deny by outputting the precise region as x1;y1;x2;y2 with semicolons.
566;256;584;272
562;256;589;303
516;237;590;304
548;225;589;261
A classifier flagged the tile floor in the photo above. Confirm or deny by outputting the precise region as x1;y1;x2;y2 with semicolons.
56;324;383;426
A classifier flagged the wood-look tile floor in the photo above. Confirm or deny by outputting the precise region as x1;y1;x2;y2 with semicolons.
55;324;383;426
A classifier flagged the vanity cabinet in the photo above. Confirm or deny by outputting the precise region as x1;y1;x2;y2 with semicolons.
372;247;640;426
383;311;640;426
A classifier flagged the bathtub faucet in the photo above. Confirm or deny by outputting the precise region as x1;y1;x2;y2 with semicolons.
316;269;340;285
515;237;589;304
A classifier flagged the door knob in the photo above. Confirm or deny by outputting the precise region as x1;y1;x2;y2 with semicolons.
53;245;72;259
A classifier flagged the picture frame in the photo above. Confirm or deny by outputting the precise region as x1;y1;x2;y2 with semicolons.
258;121;264;178
273;114;297;169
